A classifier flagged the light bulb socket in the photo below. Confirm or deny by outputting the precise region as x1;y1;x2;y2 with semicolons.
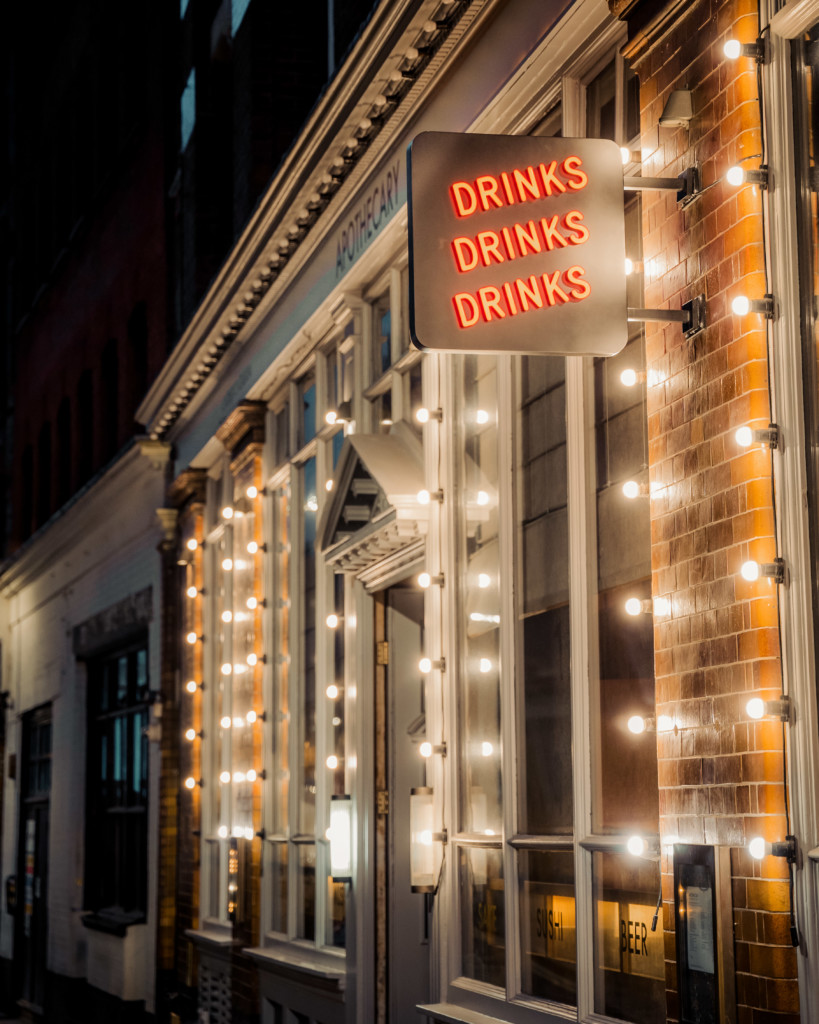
771;835;798;863
761;558;786;584
741;38;768;62
421;742;447;757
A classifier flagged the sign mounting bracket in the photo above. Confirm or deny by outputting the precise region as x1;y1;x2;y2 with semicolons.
628;295;706;339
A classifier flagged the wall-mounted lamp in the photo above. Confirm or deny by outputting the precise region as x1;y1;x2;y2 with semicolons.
417;488;444;505
622;480;649;499
419;657;445;674
410;787;446;893
418;572;445;588
724;37;766;62
620;368;646;387
736;424;779;449
626;834;661;859
748;835;797;861
726;165;768;188
419;741;447;758
746;695;791;722
325;400;353;426
326;613;343;629
659;90;693;128
740;559;785;584
732;294;775;318
416;406;443;424
329;794;353;882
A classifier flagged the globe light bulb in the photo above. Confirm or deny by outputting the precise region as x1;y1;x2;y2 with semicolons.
185;728;196;741
625;597;643;616
481;741;494;757
222;558;233;571
247;597;258;610
419;657;432;674
732;295;750;316
622;480;640;499
186;632;198;645
420;741;432;758
325;410;338;425
222;610;233;623
247;541;258;554
186;680;198;693
222;506;234;520
748;836;766;859
479;658;492;673
477;490;490;506
627;835;646;857
247;769;257;782
746;697;765;720
620;146;630;166
187;586;198;599
620;368;638;387
218;825;228;838
624;257;634;275
247;653;258;667
416;407;431;424
476;409;490;425
221;662;232;675
186;538;198;551
418;572;432;588
628;715;646;735
735;426;753;447
478;573;491;588
417;489;431;505
246;486;258;499
326;755;339;770
726;165;745;186
326;613;340;629
741;560;760;581
326;684;339;699
724;38;742;59
246;710;257;723
185;777;196;790
220;771;231;784
221;716;231;729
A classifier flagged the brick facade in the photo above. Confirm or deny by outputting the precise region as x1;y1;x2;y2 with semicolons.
618;0;799;1019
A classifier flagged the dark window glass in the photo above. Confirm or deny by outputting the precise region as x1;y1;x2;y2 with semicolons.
85;641;149;915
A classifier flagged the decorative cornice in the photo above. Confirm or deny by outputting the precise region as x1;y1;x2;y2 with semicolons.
168;468;207;510
138;0;491;442
215;401;266;462
611;0;695;63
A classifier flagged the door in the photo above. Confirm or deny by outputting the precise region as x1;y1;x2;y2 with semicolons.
374;583;429;1024
15;706;51;1013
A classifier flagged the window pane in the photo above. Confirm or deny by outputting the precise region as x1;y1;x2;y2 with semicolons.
301;376;316;445
374;294;391;376
517;357;572;834
297;844;316;941
300;458;317;833
273;483;290;833
519;850;576;1006
593;315;658;834
587;61;617;141
327;877;346;949
457;355;502;836
270;844;288;934
592;851;665;1023
459;846;505;987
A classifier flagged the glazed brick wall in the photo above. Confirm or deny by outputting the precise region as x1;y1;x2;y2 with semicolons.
623;0;799;1020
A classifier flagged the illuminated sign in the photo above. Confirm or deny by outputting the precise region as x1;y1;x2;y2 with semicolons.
407;132;627;355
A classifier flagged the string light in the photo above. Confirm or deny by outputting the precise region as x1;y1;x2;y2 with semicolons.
220;771;231;784
418;572;444;588
417;488;444;504
731;294;775;318
620;368;646;387
476;409;490;425
221;716;232;729
185;680;199;694
725;165;768;188
479;658;492;673
326;613;341;629
222;610;233;623
186;632;200;645
419;657;445;673
326;684;340;699
740;559;785;583
478;573;491;588
246;485;258;499
622;480;647;499
723;37;766;61
222;558;233;571
735;424;779;449
481;741;494;757
746;696;791;721
184;777;201;790
186;586;199;599
222;506;234;520
326;755;339;770
416;406;443;423
186;538;199;551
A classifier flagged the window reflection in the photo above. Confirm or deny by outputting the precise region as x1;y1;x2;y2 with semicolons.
459;846;505;987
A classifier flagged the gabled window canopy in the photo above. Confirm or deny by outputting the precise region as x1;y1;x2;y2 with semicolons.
319;422;428;579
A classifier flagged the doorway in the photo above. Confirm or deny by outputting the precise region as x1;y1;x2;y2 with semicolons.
15;705;52;1014
373;583;430;1024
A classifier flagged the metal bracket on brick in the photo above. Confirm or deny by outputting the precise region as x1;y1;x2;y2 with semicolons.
624;166;700;205
627;294;706;339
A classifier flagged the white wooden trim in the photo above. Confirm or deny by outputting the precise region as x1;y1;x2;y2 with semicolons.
770;0;819;37
762;19;819;1021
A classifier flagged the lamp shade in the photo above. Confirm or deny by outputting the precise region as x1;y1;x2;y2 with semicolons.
329;794;353;882
410;786;443;893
